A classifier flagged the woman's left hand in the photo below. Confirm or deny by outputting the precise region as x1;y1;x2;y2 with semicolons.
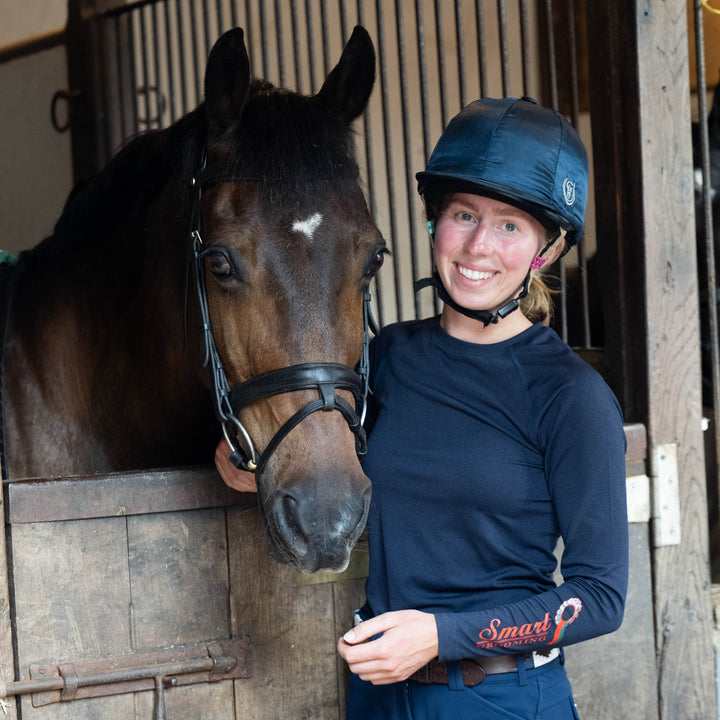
337;610;439;685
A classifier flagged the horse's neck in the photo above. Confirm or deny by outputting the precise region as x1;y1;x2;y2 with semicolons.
3;197;215;478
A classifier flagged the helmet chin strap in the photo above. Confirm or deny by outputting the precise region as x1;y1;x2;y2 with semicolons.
414;230;561;328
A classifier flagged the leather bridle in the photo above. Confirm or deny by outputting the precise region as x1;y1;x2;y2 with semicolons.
190;158;373;477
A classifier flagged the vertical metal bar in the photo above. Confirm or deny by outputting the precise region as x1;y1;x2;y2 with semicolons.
542;0;565;341
339;0;349;40
375;0;403;320
216;0;225;32
176;0;189;114
563;0;590;347
355;0;385;327
694;0;720;522
230;0;238;29
128;10;140;135
201;0;212;61
163;0;177;124
454;0;466;108
305;0;317;93
415;0;438;316
150;3;162;128
320;0;330;78
188;0;202;105
113;16;128;143
518;0;530;95
97;19;113;163
274;0;286;88
544;0;559;109
290;0;301;91
496;0;510;96
259;0;269;78
393;0;421;318
138;6;151;128
434;0;449;127
474;0;487;97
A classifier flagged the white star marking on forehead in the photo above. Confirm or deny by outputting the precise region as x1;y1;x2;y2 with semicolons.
292;212;323;239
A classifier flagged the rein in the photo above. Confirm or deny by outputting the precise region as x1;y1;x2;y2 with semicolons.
190;159;372;476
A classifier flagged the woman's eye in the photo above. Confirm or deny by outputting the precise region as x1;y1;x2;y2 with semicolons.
502;222;518;233
457;212;475;223
207;251;233;277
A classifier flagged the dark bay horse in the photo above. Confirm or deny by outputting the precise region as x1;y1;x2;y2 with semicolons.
1;26;384;574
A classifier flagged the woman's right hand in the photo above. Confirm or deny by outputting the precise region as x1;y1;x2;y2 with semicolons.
214;438;258;493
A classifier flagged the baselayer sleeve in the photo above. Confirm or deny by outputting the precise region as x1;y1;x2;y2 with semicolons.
434;375;629;661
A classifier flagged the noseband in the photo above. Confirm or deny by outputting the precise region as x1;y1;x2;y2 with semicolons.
190;158;373;476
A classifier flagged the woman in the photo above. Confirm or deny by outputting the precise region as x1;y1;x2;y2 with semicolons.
217;97;628;720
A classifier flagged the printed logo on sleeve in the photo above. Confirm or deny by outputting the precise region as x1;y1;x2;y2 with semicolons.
476;597;583;649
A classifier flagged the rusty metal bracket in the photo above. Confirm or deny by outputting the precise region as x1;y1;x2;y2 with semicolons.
0;637;251;720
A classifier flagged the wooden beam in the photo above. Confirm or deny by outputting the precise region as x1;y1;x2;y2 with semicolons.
587;1;717;717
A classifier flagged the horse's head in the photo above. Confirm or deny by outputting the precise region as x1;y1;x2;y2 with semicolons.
193;27;382;573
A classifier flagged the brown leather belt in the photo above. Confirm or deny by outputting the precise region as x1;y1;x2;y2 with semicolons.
409;649;560;688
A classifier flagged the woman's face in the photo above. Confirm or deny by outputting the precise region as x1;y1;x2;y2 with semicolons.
433;193;547;314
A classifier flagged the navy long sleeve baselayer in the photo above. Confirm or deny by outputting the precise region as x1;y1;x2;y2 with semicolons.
361;318;629;663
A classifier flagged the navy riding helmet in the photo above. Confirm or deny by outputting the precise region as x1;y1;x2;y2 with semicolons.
416;96;589;248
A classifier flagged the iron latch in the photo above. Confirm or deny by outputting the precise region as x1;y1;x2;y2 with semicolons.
0;637;251;720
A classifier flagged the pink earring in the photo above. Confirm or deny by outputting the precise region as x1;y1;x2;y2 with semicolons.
530;257;548;269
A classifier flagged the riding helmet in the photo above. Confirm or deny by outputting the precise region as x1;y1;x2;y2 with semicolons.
416;96;588;247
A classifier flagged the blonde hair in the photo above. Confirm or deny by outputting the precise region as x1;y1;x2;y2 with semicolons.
519;233;566;326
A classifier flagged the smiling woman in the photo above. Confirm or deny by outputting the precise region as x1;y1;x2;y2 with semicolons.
431;193;560;342
331;97;628;720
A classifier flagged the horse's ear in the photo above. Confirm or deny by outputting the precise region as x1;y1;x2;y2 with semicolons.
316;26;375;122
204;28;251;138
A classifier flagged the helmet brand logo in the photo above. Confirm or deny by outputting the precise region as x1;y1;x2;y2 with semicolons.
562;178;576;206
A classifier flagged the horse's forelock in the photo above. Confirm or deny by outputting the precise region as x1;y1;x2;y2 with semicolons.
224;83;361;206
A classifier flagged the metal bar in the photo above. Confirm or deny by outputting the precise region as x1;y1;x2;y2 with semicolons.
519;0;530;94
454;0;466;108
474;0;487;97
375;0;404;320
305;0;317;93
163;0;177;124
563;0;591;347
394;0;421;319
434;0;449;127
275;0;286;88
496;0;510;96
290;0;301;91
176;0;189;114
4;639;252;707
151;3;162;128
415;0;438;316
138;5;151;128
189;0;202;103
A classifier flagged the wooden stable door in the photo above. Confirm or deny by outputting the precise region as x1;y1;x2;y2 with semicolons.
0;468;367;719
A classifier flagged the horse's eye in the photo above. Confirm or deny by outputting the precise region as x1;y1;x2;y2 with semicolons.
366;247;387;278
206;250;233;278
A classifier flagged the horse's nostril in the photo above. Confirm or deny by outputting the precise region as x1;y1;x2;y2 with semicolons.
272;491;309;558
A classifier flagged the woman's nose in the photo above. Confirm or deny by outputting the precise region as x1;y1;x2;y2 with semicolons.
466;223;494;254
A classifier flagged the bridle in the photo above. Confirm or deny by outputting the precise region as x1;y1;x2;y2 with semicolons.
190;157;374;477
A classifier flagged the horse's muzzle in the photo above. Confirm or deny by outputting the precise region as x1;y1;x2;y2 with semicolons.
264;478;371;574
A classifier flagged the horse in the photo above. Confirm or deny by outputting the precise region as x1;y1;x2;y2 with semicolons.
0;26;384;575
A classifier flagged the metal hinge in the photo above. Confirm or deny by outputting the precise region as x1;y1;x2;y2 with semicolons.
0;637;252;720
651;442;681;547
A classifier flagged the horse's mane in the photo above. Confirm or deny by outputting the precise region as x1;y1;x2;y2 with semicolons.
23;78;361;269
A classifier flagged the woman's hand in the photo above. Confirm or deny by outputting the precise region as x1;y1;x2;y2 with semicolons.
337;610;439;685
214;438;258;493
